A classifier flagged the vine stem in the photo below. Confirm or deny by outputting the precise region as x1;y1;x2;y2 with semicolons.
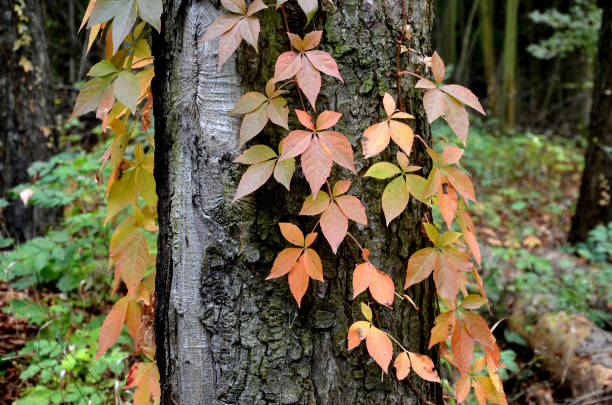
395;0;407;111
345;232;363;251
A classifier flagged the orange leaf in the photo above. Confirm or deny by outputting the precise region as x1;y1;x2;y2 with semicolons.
288;260;309;307
295;109;315;130
429;310;455;348
278;130;312;160
434;254;460;303
302;30;322;50
431;51;445;85
201;14;242;41
369;267;394;306
239;104;268;146
444;167;476;202
394;352;411;380
332;180;351;196
438;183;458;229
232;159;275;202
125;298;142;345
274;51;301;81
217;24;242;70
389;120;414;156
441;84;485;115
302;138;333;197
320;201;348;253
408;352;440;382
455;373;471;403
267;248;302;279
451;319;474;375
423;88;446;124
316;110;342;131
231;91;267;115
347;321;370;350
335;195;367;225
287;32;304;51
300;191;330;215
366;326;393;373
302;248;324;281
441;145;464;165
97;295;129;358
443;94;469;145
279;222;304;246
405;247;436;289
383;93;396;117
317;131;355;173
304;232;317;247
362;121;390;158
352;262;372;298
305;50;343;82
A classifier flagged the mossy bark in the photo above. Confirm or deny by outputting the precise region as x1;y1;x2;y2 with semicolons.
0;0;57;242
153;1;441;404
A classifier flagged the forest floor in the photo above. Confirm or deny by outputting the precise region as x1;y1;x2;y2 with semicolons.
1;123;611;404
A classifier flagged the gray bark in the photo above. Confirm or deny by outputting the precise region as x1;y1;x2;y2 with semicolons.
0;0;57;242
153;1;441;404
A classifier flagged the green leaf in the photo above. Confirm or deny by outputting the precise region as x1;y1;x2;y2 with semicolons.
111;0;137;54
114;71;141;113
70;77;113;120
297;0;317;24
381;176;409;226
87;60;118;77
136;0;162;31
365;162;401;179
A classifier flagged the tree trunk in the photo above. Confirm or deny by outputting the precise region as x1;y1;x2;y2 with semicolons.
478;0;497;114
502;0;519;130
153;1;441;404
0;0;57;242
569;0;612;243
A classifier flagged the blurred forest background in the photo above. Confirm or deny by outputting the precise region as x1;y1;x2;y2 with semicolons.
0;0;610;404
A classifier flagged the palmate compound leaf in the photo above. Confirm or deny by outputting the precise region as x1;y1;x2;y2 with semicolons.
362;93;415;158
200;0;268;70
352;261;394;306
273;32;343;108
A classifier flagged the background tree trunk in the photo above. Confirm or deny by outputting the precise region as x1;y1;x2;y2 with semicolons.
569;0;612;243
153;1;441;404
0;0;57;242
502;0;519;130
478;0;497;114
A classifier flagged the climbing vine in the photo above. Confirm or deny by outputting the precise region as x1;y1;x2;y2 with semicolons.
72;0;507;403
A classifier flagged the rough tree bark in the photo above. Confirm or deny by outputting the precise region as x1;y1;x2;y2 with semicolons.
0;0;57;242
153;1;441;404
569;0;612;243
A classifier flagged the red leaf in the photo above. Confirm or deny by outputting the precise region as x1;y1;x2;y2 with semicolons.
441;84;485;115
347;321;370;350
306;50;343;81
320;201;348;253
288;260;309;307
217;24;242;70
408;352;440;382
302;30;322;50
362;121;390;158
301;248;324;281
296;57;321;109
441;145;464;165
232;159;275;201
352;262;372;298
97;295;129;358
318;131;355;173
279;222;305;246
443;94;469;145
405;247;436;289
201;15;241;41
394;352;411;380
434;254;460;303
423;88;446;124
295;109;314;130
335;195;367;225
274;52;301;81
315;110;342;130
302;138;333;196
381;176;409;225
431;51;445;85
300;191;330;215
389;120;414;156
278;130;312;160
267;248;302;279
366;326;393;373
